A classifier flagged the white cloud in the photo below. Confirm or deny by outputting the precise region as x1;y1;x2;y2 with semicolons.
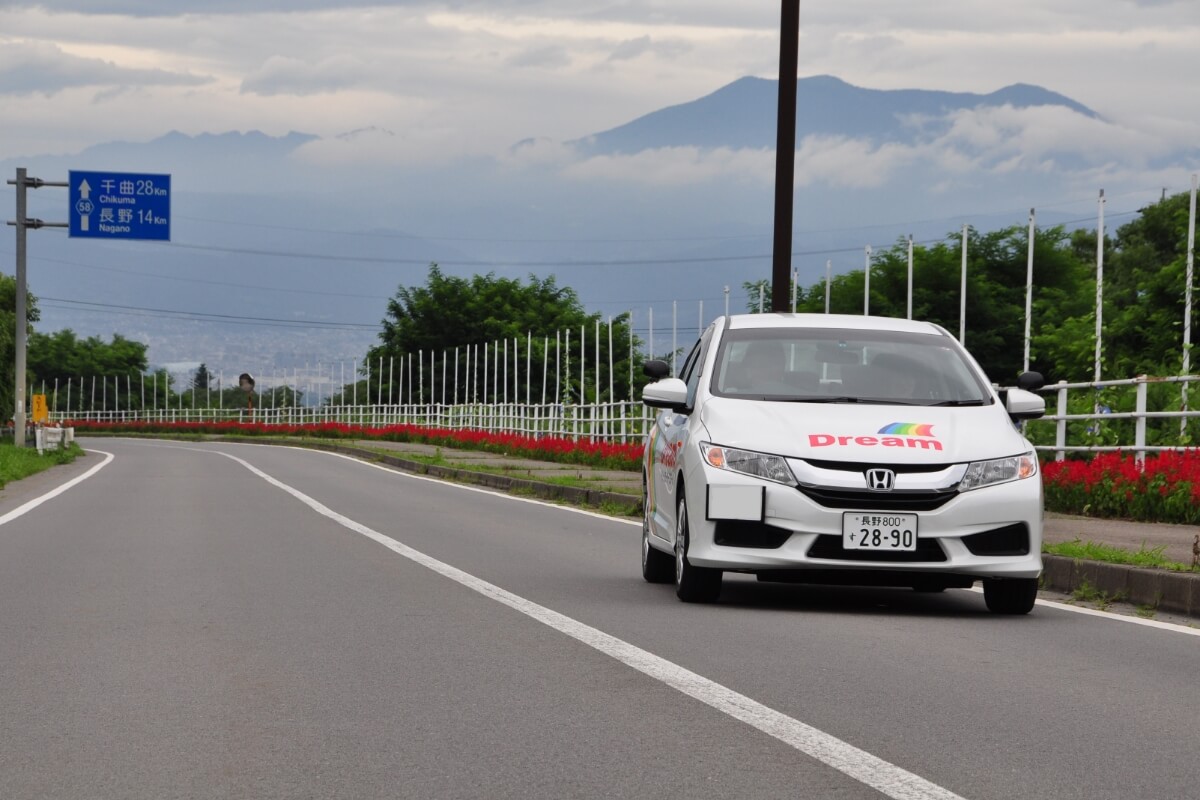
0;38;210;95
241;54;371;96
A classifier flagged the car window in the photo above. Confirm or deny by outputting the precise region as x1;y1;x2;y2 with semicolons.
710;327;992;405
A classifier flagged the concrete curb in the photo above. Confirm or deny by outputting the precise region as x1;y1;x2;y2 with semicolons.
1041;554;1200;617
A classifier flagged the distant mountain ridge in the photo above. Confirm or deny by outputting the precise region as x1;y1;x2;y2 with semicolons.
570;74;1100;155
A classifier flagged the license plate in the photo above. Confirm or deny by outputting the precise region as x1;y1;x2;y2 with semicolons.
842;513;918;551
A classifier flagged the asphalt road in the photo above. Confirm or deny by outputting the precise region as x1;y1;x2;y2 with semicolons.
1;438;1198;800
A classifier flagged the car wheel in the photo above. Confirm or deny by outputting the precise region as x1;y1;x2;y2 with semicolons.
641;479;673;583
674;492;722;603
982;577;1038;614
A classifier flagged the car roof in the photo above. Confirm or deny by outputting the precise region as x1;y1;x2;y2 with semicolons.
724;313;947;336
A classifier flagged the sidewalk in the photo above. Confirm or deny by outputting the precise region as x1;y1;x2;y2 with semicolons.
243;436;1200;617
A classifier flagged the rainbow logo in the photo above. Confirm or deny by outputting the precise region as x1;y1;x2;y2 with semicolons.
878;423;936;437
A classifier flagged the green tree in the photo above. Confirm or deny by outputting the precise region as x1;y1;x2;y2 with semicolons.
193;363;211;392
27;330;149;411
0;273;40;420
366;264;642;404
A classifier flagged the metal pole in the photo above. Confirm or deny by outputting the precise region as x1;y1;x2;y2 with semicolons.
609;318;615;410
771;0;800;312
1183;176;1197;439
1095;190;1105;384
759;284;765;314
863;245;871;315
724;286;730;317
960;225;969;344
672;301;677;375
906;235;914;320
1024;208;1036;373
825;260;831;313
648;308;654;362
791;269;798;312
12;169;27;445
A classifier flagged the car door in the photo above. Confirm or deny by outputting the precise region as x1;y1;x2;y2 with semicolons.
650;326;712;543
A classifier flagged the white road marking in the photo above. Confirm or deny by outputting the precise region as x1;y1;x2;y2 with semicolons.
246;443;1200;638
0;449;114;527
210;446;966;800
111;438;1200;637
964;587;1200;636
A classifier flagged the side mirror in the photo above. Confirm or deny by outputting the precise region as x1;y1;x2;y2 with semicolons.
1006;387;1045;421
1016;371;1044;391
643;360;670;380
642;378;689;411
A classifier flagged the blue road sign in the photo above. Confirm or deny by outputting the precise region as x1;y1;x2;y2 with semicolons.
68;171;170;241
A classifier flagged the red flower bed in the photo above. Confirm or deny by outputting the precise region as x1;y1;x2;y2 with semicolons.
1041;450;1200;524
67;419;644;472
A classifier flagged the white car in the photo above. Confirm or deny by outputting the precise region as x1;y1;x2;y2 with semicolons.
640;313;1046;614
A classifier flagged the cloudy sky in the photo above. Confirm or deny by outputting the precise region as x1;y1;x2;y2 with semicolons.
1;0;1198;163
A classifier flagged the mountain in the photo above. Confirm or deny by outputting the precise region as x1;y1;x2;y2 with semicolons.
571;74;1101;155
2;75;1194;381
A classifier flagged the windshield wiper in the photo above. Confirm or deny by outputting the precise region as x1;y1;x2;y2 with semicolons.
927;399;986;407
778;396;862;404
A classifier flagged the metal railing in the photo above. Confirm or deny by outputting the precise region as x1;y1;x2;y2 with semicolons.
55;400;660;443
52;373;1200;458
1026;374;1200;463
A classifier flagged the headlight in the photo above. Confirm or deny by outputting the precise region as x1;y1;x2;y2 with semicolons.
958;452;1038;491
700;443;797;486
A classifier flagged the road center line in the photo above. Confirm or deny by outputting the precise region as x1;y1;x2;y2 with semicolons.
0;449;114;527
212;447;967;800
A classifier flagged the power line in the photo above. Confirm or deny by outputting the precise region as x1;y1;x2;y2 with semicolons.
40;296;382;331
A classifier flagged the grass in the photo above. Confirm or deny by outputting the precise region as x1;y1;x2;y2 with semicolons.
1070;579;1128;611
0;440;84;488
1043;538;1194;572
353;444;639;495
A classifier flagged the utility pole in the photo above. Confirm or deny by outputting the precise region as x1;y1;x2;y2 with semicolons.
7;169;67;447
771;1;800;312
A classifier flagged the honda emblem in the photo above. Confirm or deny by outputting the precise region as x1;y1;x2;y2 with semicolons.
865;468;896;491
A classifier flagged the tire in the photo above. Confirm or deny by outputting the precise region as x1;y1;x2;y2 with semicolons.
674;492;722;603
983;577;1038;615
642;478;674;583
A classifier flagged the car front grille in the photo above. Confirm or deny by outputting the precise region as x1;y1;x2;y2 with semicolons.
796;485;957;511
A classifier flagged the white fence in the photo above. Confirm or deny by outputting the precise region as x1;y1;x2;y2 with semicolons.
1027;374;1200;463
52;374;1200;458
56;400;659;443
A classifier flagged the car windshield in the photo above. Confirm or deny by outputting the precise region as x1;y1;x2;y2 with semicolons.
709;327;993;406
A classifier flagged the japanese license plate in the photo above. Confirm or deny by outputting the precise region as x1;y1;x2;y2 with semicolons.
842;513;918;551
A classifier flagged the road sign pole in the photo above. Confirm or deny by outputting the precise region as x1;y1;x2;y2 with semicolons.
14;168;27;446
7;169;67;448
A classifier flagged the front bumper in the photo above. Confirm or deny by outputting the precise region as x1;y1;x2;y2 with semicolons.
685;468;1043;581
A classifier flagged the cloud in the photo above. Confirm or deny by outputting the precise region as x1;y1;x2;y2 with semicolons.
240;54;371;96
506;45;571;69
607;36;651;62
562;146;776;185
546;103;1200;191
0;40;210;95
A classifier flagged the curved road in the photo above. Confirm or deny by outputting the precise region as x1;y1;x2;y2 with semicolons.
0;438;1197;799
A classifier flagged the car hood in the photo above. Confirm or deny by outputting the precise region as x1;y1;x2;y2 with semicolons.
699;396;1028;464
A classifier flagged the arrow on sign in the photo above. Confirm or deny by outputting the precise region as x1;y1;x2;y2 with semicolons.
78;179;92;199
